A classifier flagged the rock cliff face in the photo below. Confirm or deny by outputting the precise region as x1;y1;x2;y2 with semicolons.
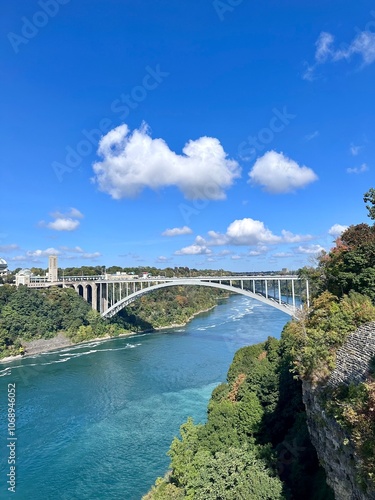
302;322;375;500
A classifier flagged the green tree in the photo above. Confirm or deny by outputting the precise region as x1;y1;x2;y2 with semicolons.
364;188;375;221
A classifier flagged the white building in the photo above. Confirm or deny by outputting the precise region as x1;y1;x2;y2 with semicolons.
15;269;33;286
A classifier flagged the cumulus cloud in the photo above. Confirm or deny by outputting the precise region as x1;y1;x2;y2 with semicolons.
41;207;83;232
51;208;84;219
304;30;375;80
226;218;281;245
47;218;80;231
175;218;312;256
175;244;212;255
10;246;101;264
26;248;61;258
295;244;326;255
346;163;368;174
328;224;348;237
162;226;193;237
92;123;240;200
248;151;318;193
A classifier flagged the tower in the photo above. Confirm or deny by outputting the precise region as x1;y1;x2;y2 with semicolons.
48;255;58;282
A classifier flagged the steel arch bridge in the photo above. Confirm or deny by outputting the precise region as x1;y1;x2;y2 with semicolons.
99;276;308;319
26;275;309;318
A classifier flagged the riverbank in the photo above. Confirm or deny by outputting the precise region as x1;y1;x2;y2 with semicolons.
0;303;221;364
0;330;136;364
153;304;217;330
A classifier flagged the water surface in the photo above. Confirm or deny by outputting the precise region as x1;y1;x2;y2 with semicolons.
0;296;289;499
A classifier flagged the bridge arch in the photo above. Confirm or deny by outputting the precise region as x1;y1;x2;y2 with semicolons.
101;280;298;319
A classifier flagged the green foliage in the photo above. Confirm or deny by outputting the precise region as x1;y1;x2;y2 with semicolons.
325;380;375;489
168;417;283;500
282;292;375;381
0;285;226;358
148;337;331;499
0;286;128;358
124;286;228;330
364;188;375;221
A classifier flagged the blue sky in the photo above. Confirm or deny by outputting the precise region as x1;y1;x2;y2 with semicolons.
1;0;374;272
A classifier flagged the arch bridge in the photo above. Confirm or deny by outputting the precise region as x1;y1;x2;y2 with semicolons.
33;275;309;318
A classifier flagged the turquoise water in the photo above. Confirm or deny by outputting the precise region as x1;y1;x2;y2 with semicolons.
0;296;289;499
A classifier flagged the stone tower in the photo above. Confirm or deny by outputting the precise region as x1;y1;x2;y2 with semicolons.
48;255;58;282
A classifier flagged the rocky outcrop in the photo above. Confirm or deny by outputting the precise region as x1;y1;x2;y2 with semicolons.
302;322;375;500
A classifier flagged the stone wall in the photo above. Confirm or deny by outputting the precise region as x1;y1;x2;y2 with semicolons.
302;322;375;500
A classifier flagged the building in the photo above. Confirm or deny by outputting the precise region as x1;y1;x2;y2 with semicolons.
15;269;33;286
48;255;58;282
0;258;8;276
15;255;59;286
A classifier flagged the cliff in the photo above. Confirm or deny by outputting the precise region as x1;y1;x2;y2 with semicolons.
302;322;375;500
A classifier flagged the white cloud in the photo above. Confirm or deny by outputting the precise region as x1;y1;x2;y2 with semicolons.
281;230;313;243
305;130;319;141
41;207;83;232
51;208;84;219
162;226;193;237
328;224;348;237
175;245;212;255
350;144;362;156
47;218;80;231
80;252;101;259
304;31;375;80
177;219;312;255
346;163;368;174
218;249;232;256
59;246;101;260
249;151;318;193
248;247;268;256
92;123;241;200
315;32;335;63
60;246;85;253
156;256;172;263
295;244;326;255
26;248;61;258
273;252;293;258
335;31;375;65
226;218;281;245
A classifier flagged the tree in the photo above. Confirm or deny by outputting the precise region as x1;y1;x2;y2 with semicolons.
341;223;375;248
364;188;375;221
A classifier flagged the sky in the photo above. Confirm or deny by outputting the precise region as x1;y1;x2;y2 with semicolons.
1;0;375;272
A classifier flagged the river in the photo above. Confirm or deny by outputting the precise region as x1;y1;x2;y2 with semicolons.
0;295;289;499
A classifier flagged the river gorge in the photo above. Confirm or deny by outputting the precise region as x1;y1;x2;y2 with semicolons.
0;295;289;499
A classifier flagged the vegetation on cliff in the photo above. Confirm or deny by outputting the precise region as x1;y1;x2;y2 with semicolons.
145;337;333;499
0;284;226;359
284;189;375;492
